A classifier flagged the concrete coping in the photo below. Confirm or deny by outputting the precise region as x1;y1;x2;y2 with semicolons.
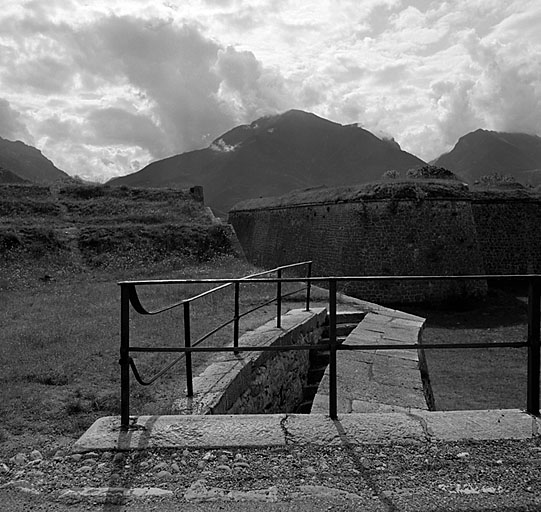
73;410;541;452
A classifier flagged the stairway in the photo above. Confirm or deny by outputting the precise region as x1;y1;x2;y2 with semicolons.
295;311;365;413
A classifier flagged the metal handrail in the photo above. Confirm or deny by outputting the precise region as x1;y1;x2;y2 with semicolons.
119;261;313;423
119;271;540;429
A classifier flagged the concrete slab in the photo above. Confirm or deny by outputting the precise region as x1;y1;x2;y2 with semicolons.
282;415;343;445
283;412;426;446
73;410;540;453
73;414;287;452
415;409;538;441
338;413;427;444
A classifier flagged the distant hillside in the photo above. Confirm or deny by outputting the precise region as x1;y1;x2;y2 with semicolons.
433;129;541;185
109;110;425;214
0;166;29;184
0;137;70;183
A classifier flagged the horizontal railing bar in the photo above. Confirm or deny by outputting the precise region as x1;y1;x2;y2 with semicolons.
244;261;313;279
119;274;541;285
342;341;529;350
119;261;312;315
129;340;528;354
177;282;233;305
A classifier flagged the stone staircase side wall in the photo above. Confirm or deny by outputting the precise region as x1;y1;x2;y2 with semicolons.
172;308;327;415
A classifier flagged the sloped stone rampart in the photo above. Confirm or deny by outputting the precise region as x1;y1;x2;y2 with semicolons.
472;193;541;274
311;298;431;414
230;189;486;304
172;308;327;415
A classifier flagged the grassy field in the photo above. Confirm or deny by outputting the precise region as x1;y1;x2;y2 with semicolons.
0;255;312;457
407;289;529;411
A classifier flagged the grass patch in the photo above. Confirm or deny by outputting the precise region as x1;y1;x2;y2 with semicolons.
78;224;233;268
405;288;528;410
0;255;303;456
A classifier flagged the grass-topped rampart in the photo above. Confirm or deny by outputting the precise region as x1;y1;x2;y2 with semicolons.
230;179;471;212
0;183;237;285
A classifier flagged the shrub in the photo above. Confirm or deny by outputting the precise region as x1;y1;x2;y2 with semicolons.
406;165;459;180
382;169;400;179
476;173;523;188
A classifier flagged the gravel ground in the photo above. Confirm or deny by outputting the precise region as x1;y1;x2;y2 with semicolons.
2;438;541;511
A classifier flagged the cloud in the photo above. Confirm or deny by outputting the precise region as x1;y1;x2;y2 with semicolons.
0;10;294;178
215;46;293;120
0;0;541;178
431;79;481;146
0;98;33;142
85;108;168;156
427;31;541;151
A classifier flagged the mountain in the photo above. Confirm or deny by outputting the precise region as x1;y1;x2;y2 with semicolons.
433;129;541;185
109;110;425;214
0;137;70;183
0;166;29;183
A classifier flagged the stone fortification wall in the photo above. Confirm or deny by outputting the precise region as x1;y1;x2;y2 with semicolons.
472;189;541;274
230;181;486;304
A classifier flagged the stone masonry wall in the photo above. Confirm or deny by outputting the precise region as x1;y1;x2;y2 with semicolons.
230;197;486;304
172;308;327;415
472;196;541;274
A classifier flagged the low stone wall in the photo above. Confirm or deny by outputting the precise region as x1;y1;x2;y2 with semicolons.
172;308;327;415
311;296;432;414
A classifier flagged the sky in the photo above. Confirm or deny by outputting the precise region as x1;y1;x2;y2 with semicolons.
0;0;540;182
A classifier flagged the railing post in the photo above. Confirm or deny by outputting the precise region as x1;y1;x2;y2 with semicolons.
305;262;312;312
329;279;338;419
184;302;193;397
120;284;130;430
527;277;540;416
277;269;282;328
234;281;240;354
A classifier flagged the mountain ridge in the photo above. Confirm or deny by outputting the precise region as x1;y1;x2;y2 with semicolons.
433;129;541;185
109;109;425;214
0;137;69;183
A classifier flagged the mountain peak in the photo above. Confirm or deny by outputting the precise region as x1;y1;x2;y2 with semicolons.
433;128;541;185
111;110;424;213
